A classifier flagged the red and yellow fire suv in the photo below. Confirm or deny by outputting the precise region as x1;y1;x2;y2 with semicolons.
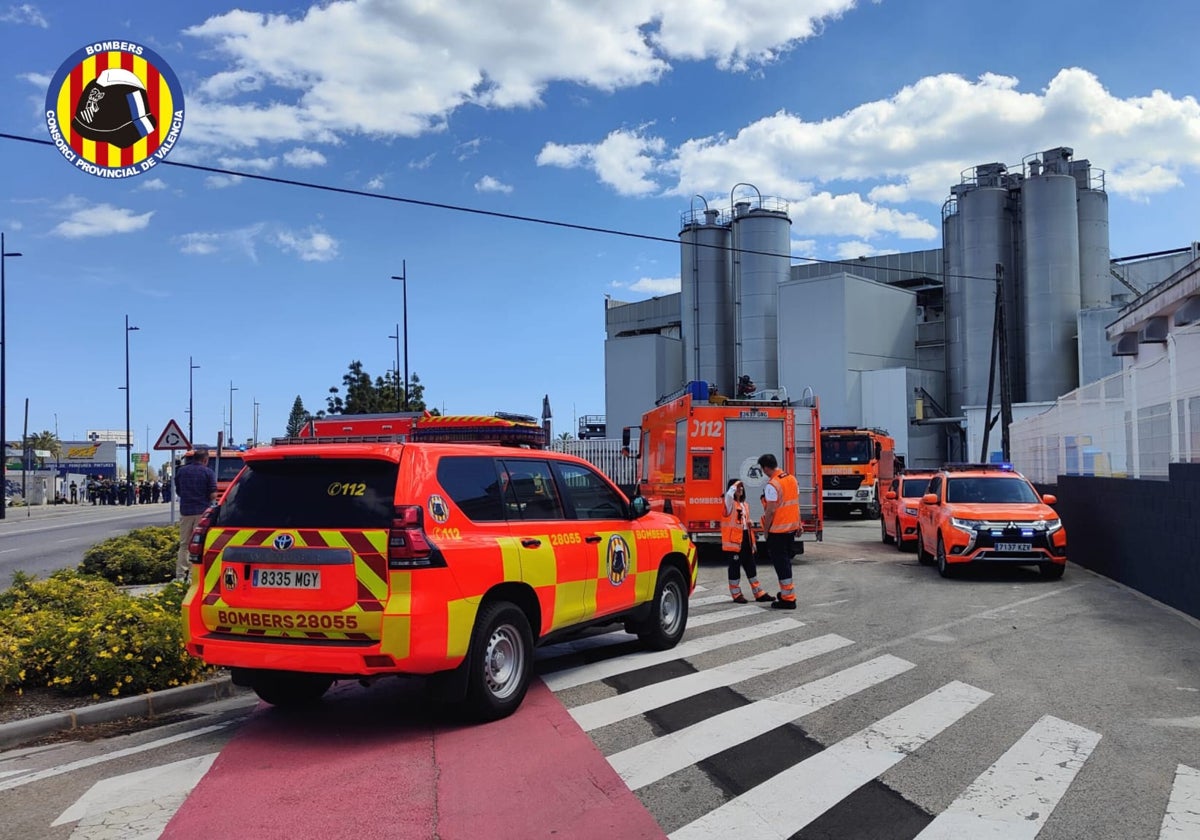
182;416;695;721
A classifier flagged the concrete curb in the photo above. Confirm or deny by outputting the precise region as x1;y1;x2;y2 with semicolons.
0;676;250;751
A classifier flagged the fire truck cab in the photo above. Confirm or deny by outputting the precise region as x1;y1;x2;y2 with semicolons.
820;426;899;519
624;381;822;557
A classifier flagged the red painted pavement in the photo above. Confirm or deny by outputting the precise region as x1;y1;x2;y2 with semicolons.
163;679;665;840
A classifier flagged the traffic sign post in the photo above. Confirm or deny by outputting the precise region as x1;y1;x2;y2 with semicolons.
154;419;189;525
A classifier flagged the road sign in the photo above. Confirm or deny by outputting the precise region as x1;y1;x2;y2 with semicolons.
153;419;190;451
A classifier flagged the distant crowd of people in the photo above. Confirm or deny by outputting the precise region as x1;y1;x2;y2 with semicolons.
56;478;174;506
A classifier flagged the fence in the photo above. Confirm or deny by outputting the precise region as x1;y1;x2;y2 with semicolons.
547;438;639;491
1010;320;1200;484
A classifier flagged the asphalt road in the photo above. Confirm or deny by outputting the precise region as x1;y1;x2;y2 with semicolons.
1;517;1197;838
0;503;176;580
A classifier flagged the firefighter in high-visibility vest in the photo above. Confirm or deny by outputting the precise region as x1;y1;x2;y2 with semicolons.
758;452;800;610
722;479;774;604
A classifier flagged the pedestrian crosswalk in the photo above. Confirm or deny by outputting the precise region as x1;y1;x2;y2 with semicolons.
538;593;1198;840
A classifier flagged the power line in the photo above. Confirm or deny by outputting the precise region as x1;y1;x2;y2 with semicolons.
1;131;991;284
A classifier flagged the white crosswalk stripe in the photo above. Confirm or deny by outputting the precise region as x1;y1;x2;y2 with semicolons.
570;633;854;731
915;714;1101;839
668;680;993;840
611;654;916;790
541;617;803;691
1160;764;1200;839
690;593;738;607
687;604;767;627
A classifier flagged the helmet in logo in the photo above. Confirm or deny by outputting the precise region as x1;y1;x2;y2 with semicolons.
428;494;449;524
71;68;156;149
273;533;295;551
223;566;238;590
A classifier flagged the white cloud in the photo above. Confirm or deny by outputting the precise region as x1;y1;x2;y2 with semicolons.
274;227;339;261
475;175;513;194
832;240;886;260
538;129;666;196
137;178;169;192
282;147;327;167
173;223;267;261
365;175;385;190
19;71;49;88
1;4;47;27
177;232;221;256
625;276;681;295
218;155;276;172
182;1;858;148
409;153;435;170
205;174;244;189
52;203;153;238
456;139;482;161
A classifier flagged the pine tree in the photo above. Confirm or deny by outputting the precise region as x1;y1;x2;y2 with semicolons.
285;396;310;436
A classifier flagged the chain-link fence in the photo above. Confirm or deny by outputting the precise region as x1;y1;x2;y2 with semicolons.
1011;322;1200;483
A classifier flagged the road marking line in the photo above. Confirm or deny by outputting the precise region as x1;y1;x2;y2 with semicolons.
690;593;736;607
669;681;992;840
688;606;763;628
0;724;228;792
809;599;850;608
612;654;915;789
570;633;853;731
541;618;803;692
1161;764;1200;839
915;714;1101;839
53;752;218;826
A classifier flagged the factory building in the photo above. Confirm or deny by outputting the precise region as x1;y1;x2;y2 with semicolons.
605;148;1196;472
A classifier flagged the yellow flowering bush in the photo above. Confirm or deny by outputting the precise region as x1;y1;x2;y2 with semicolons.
79;526;179;585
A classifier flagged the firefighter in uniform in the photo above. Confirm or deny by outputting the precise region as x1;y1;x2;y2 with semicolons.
722;479;774;604
758;452;800;610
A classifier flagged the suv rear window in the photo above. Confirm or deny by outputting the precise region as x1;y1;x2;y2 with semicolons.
216;458;398;528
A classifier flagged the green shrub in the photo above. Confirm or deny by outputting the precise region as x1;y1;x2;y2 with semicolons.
0;572;211;699
80;526;179;584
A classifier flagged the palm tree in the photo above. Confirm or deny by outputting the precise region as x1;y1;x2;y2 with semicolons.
24;431;61;459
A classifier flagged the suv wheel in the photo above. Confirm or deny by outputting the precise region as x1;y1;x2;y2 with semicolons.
251;671;333;707
464;601;533;722
1039;562;1065;580
936;534;956;578
916;528;933;565
637;565;688;651
881;516;893;545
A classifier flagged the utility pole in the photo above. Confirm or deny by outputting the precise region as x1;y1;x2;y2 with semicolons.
390;261;409;410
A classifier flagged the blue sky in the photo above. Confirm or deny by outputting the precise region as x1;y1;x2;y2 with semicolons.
1;0;1198;453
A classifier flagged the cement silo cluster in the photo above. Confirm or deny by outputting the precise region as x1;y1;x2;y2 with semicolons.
941;147;1110;416
679;186;792;398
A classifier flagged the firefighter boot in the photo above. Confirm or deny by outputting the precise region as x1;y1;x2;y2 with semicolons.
771;580;797;610
749;578;774;603
729;580;748;604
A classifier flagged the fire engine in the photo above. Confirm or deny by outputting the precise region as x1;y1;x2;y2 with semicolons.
819;426;898;519
624;381;822;555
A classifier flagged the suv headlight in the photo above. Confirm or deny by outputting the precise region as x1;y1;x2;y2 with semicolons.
951;517;983;532
903;506;918;516
1031;518;1062;533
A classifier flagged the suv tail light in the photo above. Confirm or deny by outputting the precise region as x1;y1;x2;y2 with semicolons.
188;507;216;564
389;505;445;569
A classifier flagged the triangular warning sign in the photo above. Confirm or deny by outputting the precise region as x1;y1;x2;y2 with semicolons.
154;419;190;451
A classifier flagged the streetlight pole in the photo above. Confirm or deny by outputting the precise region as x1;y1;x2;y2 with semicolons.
252;399;259;446
124;315;139;505
391;261;408;411
0;233;22;520
229;381;238;444
189;357;200;443
388;325;401;411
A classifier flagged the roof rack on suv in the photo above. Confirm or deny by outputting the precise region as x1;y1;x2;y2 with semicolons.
270;434;408;446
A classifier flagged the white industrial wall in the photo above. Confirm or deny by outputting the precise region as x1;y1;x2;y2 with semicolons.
604;334;683;437
779;273;916;428
861;368;911;459
966;402;1057;467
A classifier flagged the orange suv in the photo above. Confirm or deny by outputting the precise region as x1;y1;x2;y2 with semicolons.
182;438;696;720
915;464;1066;579
880;470;936;551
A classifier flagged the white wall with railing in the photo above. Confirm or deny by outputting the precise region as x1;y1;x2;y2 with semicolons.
548;438;640;488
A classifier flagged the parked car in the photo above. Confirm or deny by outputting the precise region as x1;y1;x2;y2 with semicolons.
880;470;936;550
915;463;1066;579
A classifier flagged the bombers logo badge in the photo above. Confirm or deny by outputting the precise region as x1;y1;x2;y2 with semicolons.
44;40;185;179
223;566;238;590
428;495;449;524
606;534;630;586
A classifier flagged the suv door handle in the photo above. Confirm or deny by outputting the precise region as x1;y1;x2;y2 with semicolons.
585;535;602;543
521;538;541;548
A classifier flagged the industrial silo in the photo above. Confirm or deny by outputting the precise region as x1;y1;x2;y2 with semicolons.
1073;159;1111;308
1021;150;1082;402
954;164;1018;410
942;192;966;415
679;206;733;393
730;191;791;392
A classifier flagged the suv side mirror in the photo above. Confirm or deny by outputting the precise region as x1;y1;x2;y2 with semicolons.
630;495;650;518
922;493;938;505
885;490;897;500
1041;493;1057;505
